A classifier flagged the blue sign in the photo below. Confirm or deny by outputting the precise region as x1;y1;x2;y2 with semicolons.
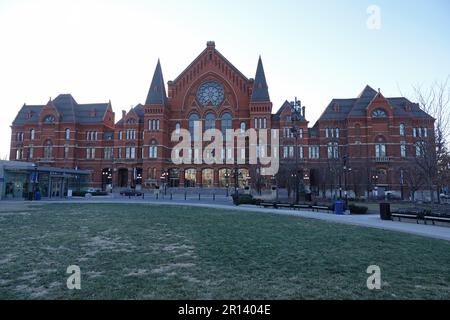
30;171;39;183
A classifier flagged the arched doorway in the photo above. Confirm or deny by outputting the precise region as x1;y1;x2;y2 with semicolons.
118;168;128;187
219;169;231;188
202;169;214;188
238;169;250;188
184;169;196;188
168;168;180;187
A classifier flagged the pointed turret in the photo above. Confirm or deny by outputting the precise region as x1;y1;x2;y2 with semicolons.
145;59;168;106
251;56;270;102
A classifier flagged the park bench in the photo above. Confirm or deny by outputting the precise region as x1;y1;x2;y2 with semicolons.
277;203;293;209
260;202;276;208
293;204;311;211
311;205;332;213
391;212;421;224
423;215;450;225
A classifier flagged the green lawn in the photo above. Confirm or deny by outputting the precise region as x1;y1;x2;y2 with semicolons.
1;203;450;299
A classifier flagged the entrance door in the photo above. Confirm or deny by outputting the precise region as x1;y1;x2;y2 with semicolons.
50;178;63;198
118;169;128;187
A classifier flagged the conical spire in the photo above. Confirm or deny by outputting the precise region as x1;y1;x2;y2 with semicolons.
251;56;270;102
145;59;168;106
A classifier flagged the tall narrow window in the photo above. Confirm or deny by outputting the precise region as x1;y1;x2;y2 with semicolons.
30;129;35;140
44;140;53;159
149;141;157;159
205;113;216;131
375;143;387;158
400;123;406;136
240;122;246;133
400;142;407;158
221;113;232;140
65;128;70;140
175;122;181;134
188;113;200;139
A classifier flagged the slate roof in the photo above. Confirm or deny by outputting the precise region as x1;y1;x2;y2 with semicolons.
12;94;110;126
145;60;168;106
115;104;144;125
251;56;270;102
314;85;434;124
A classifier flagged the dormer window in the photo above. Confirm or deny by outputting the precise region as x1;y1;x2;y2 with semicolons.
372;109;387;118
44;115;55;124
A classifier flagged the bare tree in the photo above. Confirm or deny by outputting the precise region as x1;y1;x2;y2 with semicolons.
413;77;450;202
402;164;426;201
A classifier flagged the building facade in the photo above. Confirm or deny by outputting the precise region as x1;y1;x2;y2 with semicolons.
10;41;435;198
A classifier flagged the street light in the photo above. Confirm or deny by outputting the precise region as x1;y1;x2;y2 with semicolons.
290;97;304;204
224;170;230;197
342;155;351;207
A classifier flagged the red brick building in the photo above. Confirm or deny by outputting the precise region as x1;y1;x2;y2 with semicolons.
10;41;434;198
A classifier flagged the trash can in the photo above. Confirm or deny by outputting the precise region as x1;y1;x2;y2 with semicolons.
334;200;344;215
35;191;41;201
380;203;391;220
305;193;312;202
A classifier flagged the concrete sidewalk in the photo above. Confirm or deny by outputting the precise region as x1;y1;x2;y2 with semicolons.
12;197;450;242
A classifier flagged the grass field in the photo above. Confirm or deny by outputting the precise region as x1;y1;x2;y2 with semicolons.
1;203;450;299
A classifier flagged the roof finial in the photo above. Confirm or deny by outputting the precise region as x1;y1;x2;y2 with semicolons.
378;88;381;94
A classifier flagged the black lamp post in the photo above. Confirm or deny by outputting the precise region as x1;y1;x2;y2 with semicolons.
31;163;38;201
224;171;230;197
343;155;351;207
290;97;304;204
400;169;404;201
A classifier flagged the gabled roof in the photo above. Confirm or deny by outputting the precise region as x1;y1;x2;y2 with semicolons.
12;105;42;125
316;98;356;121
251;56;270;102
314;85;434;125
172;42;249;84
145;60;168;106
12;94;110;126
116;104;144;125
75;103;111;124
53;94;78;122
347;85;378;117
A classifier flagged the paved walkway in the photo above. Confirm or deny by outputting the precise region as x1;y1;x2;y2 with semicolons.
9;197;450;242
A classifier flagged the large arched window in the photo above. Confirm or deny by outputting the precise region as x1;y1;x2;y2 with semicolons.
188;113;200;139
44;140;53;159
205;113;216;131
221;112;232;139
372;108;387;118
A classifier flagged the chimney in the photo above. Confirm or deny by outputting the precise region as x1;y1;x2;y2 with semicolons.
302;106;306;118
122;110;126;119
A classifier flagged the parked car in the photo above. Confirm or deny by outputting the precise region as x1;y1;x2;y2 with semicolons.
85;188;101;193
120;188;143;197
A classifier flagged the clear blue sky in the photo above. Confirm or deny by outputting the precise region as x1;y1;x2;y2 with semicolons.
0;0;449;158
